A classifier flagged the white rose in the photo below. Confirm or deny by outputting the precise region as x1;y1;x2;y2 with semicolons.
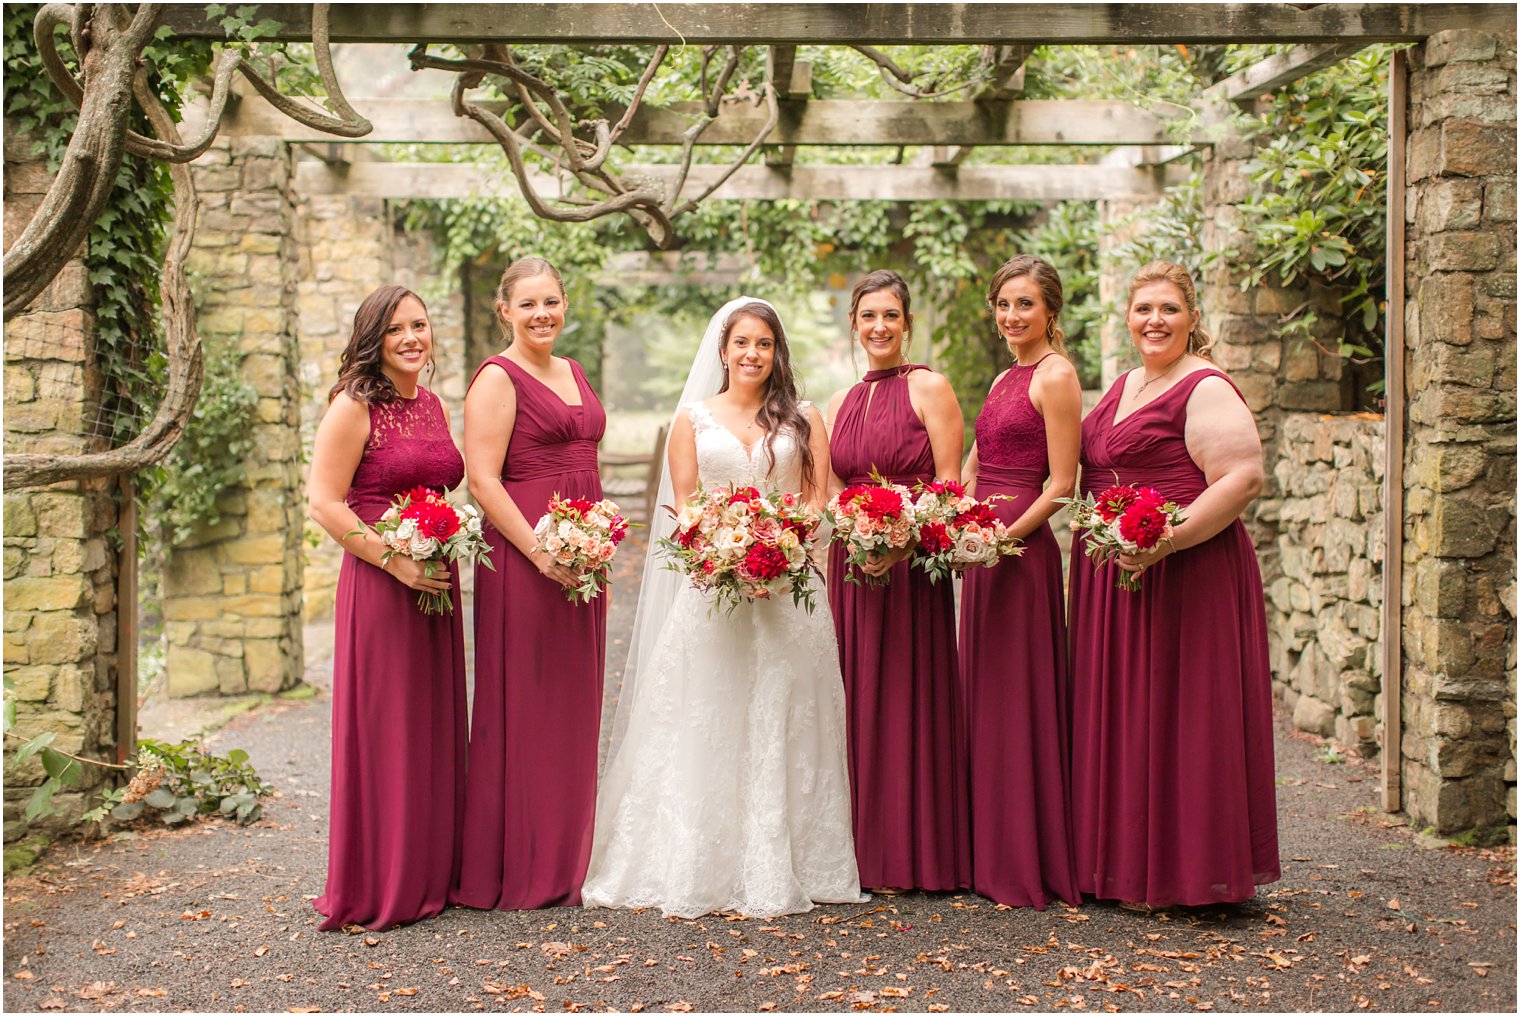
953;528;991;565
395;518;417;541
715;526;750;561
533;514;551;540
409;533;439;559
1108;518;1137;553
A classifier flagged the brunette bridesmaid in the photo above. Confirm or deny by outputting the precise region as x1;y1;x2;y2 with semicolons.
307;285;467;931
825;269;969;892
959;256;1083;909
454;257;608;910
1068;260;1280;909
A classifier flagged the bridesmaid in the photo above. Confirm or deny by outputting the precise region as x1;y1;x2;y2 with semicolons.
1068;260;1280;909
959;255;1083;909
825;269;969;892
307;285;467;931
454;257;608;910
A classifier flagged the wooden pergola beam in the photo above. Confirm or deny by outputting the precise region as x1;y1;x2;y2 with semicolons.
293;160;1180;202
765;46;812;167
157;4;1516;44
1207;42;1366;106
979;44;1033;101
195;96;1199;146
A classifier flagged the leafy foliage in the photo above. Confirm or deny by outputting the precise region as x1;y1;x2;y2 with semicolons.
142;343;260;547
1237;47;1393;361
100;739;273;827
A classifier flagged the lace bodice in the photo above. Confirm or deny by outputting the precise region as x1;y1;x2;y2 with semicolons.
687;402;808;493
975;356;1053;482
347;388;464;524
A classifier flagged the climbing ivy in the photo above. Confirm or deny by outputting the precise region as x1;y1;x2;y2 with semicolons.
3;5;268;545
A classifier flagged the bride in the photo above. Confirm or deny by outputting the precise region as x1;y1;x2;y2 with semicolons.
581;297;866;918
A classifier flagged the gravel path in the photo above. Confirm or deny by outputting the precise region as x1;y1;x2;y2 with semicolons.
5;534;1515;1013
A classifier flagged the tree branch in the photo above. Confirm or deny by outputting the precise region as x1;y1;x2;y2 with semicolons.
4;3;162;322
4;19;205;489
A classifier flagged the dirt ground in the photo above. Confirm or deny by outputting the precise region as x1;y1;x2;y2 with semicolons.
4;533;1515;1013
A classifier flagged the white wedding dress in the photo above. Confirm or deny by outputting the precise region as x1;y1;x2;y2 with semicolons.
581;402;866;918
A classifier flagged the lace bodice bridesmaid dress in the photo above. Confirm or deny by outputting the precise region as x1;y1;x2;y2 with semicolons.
958;356;1081;908
827;365;970;891
315;388;467;931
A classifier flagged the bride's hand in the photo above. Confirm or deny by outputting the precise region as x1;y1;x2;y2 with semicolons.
530;547;581;589
861;544;911;578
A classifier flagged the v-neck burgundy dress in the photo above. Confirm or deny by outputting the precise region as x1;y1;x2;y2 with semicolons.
454;355;608;910
827;365;970;892
1068;367;1280;907
958;356;1081;908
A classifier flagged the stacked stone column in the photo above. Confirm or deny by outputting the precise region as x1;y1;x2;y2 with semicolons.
161;136;304;695
1400;29;1517;832
3;126;122;835
293;193;466;620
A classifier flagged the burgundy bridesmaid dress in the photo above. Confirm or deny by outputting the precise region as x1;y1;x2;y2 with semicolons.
958;356;1082;909
828;364;969;891
1068;367;1280;907
316;388;467;932
454;355;607;910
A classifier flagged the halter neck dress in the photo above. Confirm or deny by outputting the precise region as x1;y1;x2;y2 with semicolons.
315;387;467;931
827;364;970;891
453;355;608;910
1068;367;1280;906
959;355;1081;908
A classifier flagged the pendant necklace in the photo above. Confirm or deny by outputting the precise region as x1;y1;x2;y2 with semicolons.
1133;359;1183;401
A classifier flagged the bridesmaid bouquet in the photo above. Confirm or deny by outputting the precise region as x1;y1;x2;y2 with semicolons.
910;479;1024;583
825;476;919;587
532;494;630;603
1058;482;1185;592
370;486;494;615
659;483;824;615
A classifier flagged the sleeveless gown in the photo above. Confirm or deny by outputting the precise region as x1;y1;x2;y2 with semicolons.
454;356;608;910
315;388;467;932
827;365;970;891
959;357;1082;908
1069;368;1280;907
582;402;864;918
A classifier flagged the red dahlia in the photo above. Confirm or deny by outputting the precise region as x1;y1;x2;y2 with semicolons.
742;542;789;580
918;521;952;554
1096;484;1141;523
1117;500;1167;550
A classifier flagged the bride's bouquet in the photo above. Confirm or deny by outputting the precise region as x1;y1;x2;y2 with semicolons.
532;494;630;603
1058;481;1185;592
910;479;1024;583
368;486;494;615
659;483;823;615
825;475;919;587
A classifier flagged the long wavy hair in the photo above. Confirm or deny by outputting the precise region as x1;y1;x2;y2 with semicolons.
329;285;429;403
987;254;1068;356
716;301;816;493
1128;260;1214;359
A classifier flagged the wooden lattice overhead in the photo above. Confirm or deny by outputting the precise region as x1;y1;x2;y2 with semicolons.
164;2;1510;220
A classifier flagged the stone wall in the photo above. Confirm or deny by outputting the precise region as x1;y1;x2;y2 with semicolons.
1399;29;1517;833
292;191;465;621
3;127;121;836
161;136;304;696
1269;413;1385;755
